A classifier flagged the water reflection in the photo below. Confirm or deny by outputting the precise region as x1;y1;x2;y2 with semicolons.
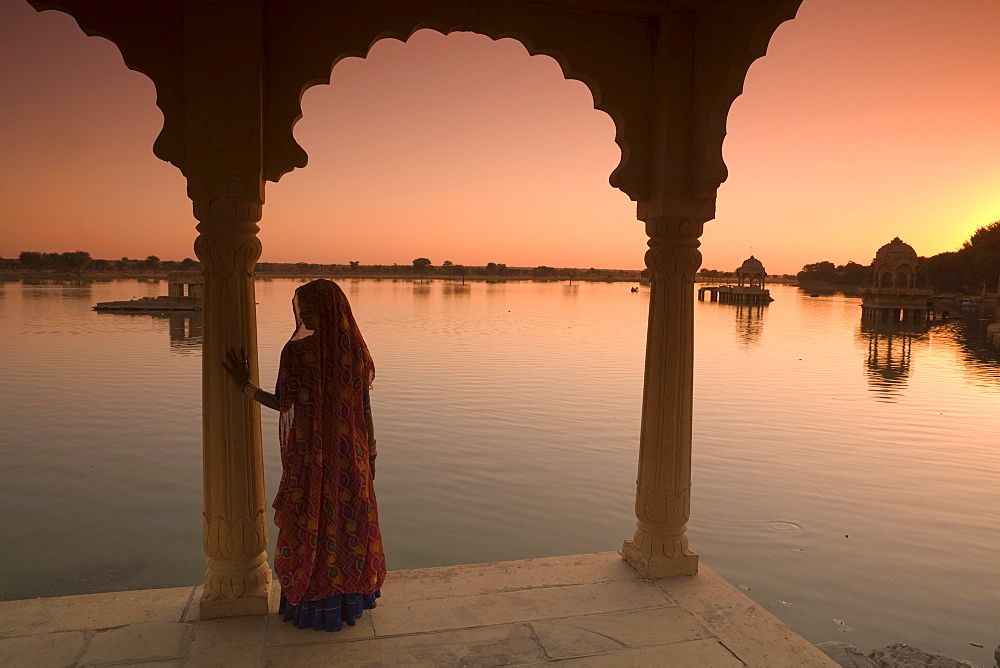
937;317;1000;387
94;310;203;354
166;312;203;354
412;281;431;298
859;322;927;401
734;304;766;347
443;283;470;297
18;278;95;300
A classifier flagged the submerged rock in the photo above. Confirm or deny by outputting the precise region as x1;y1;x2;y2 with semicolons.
868;643;978;667
816;641;875;667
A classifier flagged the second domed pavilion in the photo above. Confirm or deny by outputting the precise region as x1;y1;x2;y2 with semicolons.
861;237;933;322
872;237;919;289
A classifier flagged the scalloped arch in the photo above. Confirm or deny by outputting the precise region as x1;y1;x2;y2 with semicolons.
263;23;631;196
30;0;804;213
694;0;803;200
29;0;185;173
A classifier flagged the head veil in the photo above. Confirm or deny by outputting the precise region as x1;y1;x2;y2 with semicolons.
273;279;383;604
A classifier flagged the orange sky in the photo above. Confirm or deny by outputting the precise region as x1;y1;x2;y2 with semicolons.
0;1;997;274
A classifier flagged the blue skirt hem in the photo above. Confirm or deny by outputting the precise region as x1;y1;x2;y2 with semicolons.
277;590;381;632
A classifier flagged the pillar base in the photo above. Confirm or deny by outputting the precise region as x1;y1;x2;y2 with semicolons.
199;582;271;619
622;537;699;578
199;555;272;619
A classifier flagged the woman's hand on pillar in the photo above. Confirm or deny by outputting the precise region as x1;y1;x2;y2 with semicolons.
223;348;252;387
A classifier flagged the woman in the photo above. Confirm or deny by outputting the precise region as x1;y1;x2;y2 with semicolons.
224;279;385;632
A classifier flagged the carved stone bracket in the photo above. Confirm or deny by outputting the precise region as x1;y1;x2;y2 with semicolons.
623;215;705;579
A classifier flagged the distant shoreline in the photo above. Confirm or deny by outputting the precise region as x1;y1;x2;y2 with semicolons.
0;270;807;286
0;270;634;282
0;270;643;283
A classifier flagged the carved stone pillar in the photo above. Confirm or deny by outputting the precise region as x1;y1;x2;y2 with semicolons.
191;173;271;618
623;216;704;578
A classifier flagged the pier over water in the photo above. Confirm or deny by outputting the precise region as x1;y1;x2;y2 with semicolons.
698;256;773;305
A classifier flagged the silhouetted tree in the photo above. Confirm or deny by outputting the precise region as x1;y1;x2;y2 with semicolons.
19;251;43;270
532;265;557;278
412;258;432;274
920;220;1000;293
62;251;92;275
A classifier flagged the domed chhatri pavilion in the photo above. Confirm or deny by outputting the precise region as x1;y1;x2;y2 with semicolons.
736;255;766;289
861;237;933;322
873;237;918;289
698;256;772;305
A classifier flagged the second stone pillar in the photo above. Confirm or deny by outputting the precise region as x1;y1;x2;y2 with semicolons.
623;216;704;578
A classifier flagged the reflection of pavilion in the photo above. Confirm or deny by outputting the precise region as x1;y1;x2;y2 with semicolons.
95;310;204;353
166;311;203;353
734;304;765;346
859;322;927;398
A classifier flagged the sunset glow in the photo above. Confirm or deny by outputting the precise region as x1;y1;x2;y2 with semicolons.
0;0;997;274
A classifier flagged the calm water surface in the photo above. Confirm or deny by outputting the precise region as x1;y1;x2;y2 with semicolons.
1;278;997;662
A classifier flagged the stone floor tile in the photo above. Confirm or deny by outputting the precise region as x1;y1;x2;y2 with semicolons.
0;587;195;639
659;564;837;667
186;616;267;667
266;610;374;647
79;621;192;665
0;630;85;668
265;623;543;667
371;579;671;636
533;638;743;667
181;587;203;623
383;552;640;603
532;606;711;659
87;662;184;667
531;619;625;659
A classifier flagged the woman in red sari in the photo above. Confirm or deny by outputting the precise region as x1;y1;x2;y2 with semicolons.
225;279;385;631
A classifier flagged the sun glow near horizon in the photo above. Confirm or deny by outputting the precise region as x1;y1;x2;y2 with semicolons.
0;0;997;275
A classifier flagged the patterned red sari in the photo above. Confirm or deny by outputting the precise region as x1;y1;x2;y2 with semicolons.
273;280;385;607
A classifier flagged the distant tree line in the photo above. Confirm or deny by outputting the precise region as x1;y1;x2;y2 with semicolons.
796;220;1000;294
796;261;870;286
0;251;199;274
1;251;643;282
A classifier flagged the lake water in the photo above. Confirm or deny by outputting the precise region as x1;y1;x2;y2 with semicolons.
1;278;997;663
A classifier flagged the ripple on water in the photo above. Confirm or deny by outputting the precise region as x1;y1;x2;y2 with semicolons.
766;521;803;533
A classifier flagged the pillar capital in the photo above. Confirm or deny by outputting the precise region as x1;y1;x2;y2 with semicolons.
188;171;264;231
643;217;705;283
642;216;705;242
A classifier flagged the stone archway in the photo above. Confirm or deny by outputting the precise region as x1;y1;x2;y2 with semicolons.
27;0;803;618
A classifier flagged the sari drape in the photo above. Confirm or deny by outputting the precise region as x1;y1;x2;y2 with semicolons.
272;279;385;607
